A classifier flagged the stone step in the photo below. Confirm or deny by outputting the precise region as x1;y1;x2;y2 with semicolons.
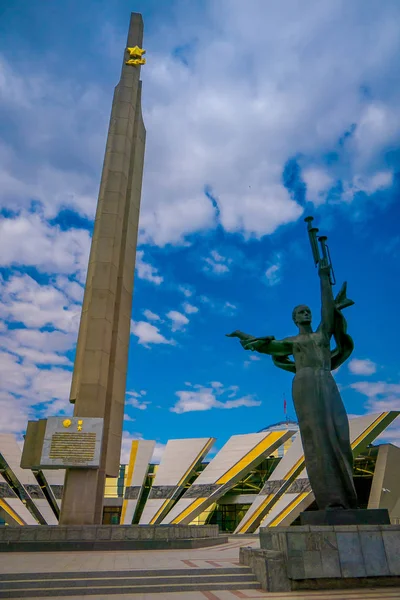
0;568;260;597
0;567;249;580
0;582;261;598
0;573;257;590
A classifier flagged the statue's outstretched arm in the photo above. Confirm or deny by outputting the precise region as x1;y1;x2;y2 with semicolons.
226;331;292;356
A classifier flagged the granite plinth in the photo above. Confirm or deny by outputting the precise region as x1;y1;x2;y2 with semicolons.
240;524;400;592
0;524;226;552
300;508;390;526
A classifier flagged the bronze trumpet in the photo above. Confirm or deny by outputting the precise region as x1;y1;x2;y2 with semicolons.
305;216;336;286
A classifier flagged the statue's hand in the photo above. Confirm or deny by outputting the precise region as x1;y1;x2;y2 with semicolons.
244;337;273;351
318;263;331;278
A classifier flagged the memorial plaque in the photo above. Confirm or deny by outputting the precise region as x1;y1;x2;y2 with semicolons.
40;417;103;468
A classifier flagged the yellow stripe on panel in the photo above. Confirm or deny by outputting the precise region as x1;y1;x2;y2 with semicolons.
120;440;139;524
351;412;389;451
177;438;215;487
216;431;286;485
233;437;305;534
284;456;305;481
189;502;217;526
150;438;214;525
171;498;206;524
236;494;275;534
269;492;310;527
0;499;25;526
149;500;168;525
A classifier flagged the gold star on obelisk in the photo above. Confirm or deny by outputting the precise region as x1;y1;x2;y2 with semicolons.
125;46;146;66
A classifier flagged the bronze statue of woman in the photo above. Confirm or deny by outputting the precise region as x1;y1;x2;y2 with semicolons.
227;253;358;511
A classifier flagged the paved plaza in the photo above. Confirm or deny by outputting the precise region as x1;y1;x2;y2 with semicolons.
1;537;400;599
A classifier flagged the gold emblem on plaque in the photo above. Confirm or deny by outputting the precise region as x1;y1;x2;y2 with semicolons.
62;419;72;428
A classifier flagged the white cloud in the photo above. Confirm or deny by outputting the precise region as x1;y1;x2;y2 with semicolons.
31;368;72;406
210;381;224;390
126;390;151;410
0;394;31;434
171;382;260;413
0;213;91;283
1;3;400;249
348;358;377;376
377;419;400;446
55;276;85;303
0;274;81;333
244;354;261;368
120;432;166;465
152;442;166;464
135;250;163;285
143;309;161;321
0;346;73;431
353;104;400;169
265;253;282;286
265;264;281;286
4;328;76;353
123;414;136;422
10;347;72;366
350;379;400;446
203;250;231;274
182;302;199;314
120;432;144;464
0;56;103;219
179;285;193;298
130;320;175;347
0;275;80;436
166;310;189;332
223;301;237;316
350;381;400;399
342;170;394;202
198;297;237;315
303;168;334;205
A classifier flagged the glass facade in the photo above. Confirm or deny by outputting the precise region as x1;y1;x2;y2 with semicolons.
209;504;252;532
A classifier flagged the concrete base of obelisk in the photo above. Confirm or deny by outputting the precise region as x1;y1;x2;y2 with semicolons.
58;469;106;525
0;525;226;552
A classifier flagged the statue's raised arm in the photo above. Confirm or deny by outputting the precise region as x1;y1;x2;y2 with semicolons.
318;262;335;335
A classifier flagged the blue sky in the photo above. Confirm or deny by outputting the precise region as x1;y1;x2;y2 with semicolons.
0;0;399;462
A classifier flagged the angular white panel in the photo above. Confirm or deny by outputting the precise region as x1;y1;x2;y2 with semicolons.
0;434;49;524
234;432;305;533
121;439;155;524
42;469;65;509
0;473;37;525
139;437;214;524
163;430;294;525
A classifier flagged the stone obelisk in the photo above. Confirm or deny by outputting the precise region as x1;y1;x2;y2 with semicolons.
59;13;146;525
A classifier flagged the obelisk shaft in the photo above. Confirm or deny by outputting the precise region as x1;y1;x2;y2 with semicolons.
59;13;146;525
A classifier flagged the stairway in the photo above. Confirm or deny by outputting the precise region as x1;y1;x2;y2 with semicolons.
0;567;260;597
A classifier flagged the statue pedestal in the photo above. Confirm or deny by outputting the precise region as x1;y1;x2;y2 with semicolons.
240;524;400;592
300;508;390;526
